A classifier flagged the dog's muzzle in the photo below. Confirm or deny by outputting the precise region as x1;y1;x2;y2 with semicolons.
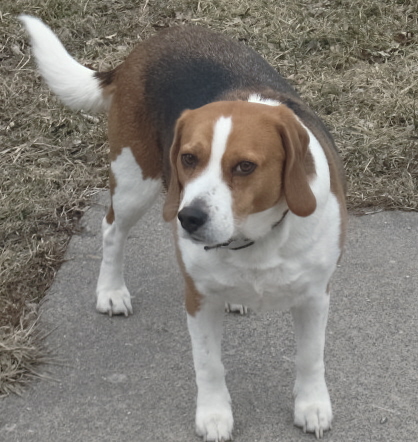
177;203;254;251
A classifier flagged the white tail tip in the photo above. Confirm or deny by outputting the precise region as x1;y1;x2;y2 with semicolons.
19;15;110;113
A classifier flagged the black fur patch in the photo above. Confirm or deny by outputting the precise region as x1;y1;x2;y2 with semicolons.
143;26;297;151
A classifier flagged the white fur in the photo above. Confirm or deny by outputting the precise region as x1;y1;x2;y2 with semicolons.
292;293;332;438
179;116;234;245
179;119;341;440
19;15;109;112
187;301;233;442
248;93;280;106
96;147;162;316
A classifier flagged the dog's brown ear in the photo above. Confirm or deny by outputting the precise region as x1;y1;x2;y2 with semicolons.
163;112;188;222
276;108;316;217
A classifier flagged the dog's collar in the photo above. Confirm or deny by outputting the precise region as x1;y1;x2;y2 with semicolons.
204;237;254;251
204;209;289;252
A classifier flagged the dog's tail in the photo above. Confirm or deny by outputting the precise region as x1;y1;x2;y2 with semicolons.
19;15;114;113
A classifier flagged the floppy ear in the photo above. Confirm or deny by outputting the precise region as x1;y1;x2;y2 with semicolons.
276;112;317;217
163;113;187;222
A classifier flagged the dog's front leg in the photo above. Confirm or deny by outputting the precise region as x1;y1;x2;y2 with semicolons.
96;147;162;316
187;298;233;442
291;292;332;438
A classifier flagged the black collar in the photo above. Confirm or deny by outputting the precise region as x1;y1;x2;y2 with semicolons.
204;210;289;252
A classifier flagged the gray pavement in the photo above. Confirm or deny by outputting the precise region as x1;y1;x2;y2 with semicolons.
1;192;417;442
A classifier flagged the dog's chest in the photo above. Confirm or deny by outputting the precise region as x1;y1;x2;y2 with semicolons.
214;262;304;311
182;243;318;311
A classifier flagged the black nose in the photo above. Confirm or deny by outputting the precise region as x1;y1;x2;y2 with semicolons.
178;206;208;234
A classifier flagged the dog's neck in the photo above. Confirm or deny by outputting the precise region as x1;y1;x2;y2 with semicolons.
204;210;289;252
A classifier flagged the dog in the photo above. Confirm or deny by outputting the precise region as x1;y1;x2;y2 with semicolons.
21;15;347;441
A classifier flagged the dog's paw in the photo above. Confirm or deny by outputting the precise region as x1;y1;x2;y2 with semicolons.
225;303;248;315
294;386;332;439
196;405;233;442
96;286;133;317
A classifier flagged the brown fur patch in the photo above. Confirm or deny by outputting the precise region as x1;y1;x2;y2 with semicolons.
224;102;316;218
95;69;118;99
184;273;203;316
105;170;117;225
107;48;162;180
173;224;202;316
174;110;216;185
276;107;317;217
221;103;286;218
106;205;115;225
95;69;117;87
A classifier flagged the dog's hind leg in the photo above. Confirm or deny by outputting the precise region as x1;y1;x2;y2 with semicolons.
96;146;162;316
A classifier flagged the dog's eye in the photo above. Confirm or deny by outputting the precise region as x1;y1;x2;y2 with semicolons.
233;161;257;176
181;153;198;168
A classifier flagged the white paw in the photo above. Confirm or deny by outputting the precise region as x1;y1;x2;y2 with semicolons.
96;286;133;317
196;404;233;442
225;303;248;315
294;385;332;439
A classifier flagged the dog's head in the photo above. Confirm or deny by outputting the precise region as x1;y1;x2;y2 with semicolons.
163;101;316;246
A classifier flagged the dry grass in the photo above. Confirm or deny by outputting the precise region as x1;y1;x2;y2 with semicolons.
1;0;417;395
0;309;56;396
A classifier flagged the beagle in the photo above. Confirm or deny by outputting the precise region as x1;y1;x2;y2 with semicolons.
21;15;347;441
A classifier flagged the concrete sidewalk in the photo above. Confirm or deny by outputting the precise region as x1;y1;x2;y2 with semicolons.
1;193;417;442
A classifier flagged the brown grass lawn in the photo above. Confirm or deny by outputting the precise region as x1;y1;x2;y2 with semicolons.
0;0;417;395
